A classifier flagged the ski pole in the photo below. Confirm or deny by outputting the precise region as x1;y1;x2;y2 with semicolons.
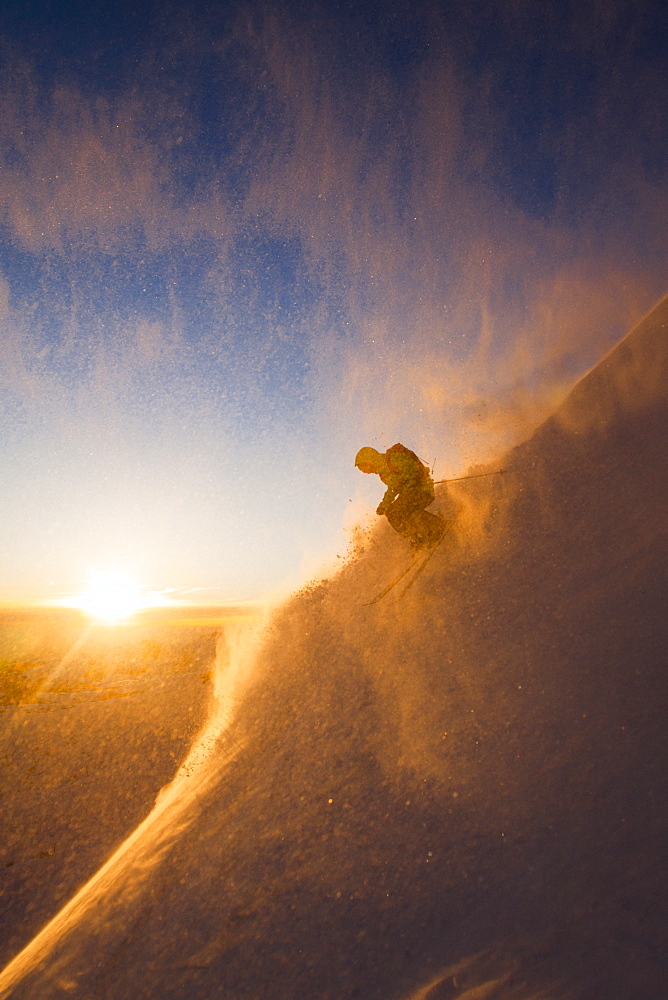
434;469;506;485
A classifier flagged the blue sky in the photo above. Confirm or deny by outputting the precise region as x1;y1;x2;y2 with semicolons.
1;0;666;603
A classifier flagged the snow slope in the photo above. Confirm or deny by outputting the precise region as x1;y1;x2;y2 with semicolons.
1;295;666;999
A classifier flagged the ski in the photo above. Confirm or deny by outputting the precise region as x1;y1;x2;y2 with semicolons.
363;519;454;607
362;552;422;607
391;528;447;602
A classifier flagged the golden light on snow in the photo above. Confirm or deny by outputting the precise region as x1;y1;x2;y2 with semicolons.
73;571;150;624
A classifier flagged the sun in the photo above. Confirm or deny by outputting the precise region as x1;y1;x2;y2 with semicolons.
76;570;148;624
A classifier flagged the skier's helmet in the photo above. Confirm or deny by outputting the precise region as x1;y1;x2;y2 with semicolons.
355;446;382;473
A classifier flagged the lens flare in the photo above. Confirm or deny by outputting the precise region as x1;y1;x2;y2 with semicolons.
76;571;147;624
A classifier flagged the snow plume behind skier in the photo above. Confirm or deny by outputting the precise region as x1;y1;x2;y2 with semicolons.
355;443;445;549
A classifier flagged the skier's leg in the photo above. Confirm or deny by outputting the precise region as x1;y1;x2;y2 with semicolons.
385;490;441;546
414;510;446;546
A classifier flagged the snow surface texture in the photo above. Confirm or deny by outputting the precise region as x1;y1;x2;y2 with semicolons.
1;296;666;999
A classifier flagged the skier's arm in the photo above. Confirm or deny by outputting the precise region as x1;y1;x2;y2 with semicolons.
377;486;398;514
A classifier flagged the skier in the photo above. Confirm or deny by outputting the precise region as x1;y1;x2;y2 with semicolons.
355;443;445;548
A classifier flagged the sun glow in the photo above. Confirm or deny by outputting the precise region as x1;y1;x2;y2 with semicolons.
74;571;151;624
